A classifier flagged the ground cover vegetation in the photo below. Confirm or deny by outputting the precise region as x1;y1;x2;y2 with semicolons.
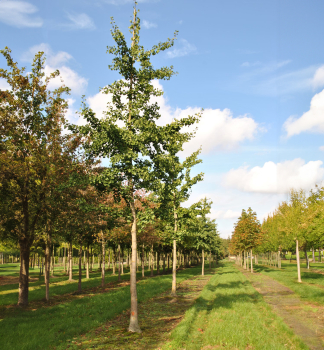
0;3;222;341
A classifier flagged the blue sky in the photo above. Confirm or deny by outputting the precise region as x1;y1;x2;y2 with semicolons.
1;0;324;237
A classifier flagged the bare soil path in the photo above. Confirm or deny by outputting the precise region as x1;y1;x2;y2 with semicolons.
239;267;324;350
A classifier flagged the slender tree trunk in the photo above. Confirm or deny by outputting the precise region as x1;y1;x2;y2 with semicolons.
118;244;121;282
18;240;30;306
202;249;205;276
171;206;178;295
45;232;52;301
209;252;211;272
101;237;106;288
90;246;93;272
78;245;82;293
250;249;253;273
108;249;111;270
83;250;86;270
305;248;310;269
157;251;160;275
150;246;154;277
86;244;90;279
312;247;315;262
121;250;124;275
167;253;170;271
51;247;54;277
141;245;145;278
128;200;141;333
112;249;116;275
296;240;302;283
63;246;66;274
69;242;73;281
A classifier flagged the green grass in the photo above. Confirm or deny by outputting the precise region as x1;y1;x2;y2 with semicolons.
0;263;171;306
162;262;307;350
254;262;324;304
0;266;203;350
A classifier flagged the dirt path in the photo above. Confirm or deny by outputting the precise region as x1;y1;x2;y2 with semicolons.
240;267;324;350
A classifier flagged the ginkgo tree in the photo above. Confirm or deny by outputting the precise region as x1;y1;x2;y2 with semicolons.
73;4;200;333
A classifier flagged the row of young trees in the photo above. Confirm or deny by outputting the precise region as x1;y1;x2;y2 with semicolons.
0;5;221;332
230;187;324;282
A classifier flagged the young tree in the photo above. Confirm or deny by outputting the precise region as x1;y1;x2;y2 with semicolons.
74;5;195;332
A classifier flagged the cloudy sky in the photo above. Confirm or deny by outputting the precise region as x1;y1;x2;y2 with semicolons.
1;0;324;237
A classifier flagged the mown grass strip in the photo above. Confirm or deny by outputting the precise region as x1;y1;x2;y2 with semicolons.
0;266;203;350
254;263;324;304
162;262;307;350
0;264;169;306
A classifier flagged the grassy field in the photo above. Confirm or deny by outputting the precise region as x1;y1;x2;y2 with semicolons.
162;262;307;350
0;265;206;350
253;261;324;305
0;263;172;306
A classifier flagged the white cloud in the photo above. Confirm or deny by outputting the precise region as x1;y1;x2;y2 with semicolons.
64;13;96;30
142;20;157;29
87;80;260;154
22;44;87;95
236;61;324;96
0;78;10;90
166;39;196;59
312;65;324;89
223;158;324;194
22;44;73;66
320;146;324;152
284;89;324;137
213;209;241;220
0;1;43;28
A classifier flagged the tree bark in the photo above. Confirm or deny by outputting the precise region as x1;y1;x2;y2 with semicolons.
305;248;310;269
128;200;141;333
63;246;66;274
150;246;154;277
296;240;302;283
250;249;253;273
157;251;160;275
18;239;30;306
78;245;82;293
69;242;73;281
101;237;106;288
118;244;121;282
141;245;145;277
202;249;205;276
45;232;51;301
86;244;90;279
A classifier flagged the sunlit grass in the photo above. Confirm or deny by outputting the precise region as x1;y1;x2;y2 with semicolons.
163;262;307;350
254;262;324;304
0;266;203;350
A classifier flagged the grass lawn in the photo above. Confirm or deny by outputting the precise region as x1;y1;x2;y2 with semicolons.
253;262;324;304
162;262;306;350
0;263;174;306
0;265;205;350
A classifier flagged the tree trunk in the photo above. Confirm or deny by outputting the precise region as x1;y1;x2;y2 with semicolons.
78;245;82;293
296;240;302;283
86;244;90;279
171;206;178;295
118;244;121;282
312;247;315;263
141;245;145;278
45;233;51;301
202;249;205;276
150;246;154;277
108;249;111;270
101;237;105;288
18;239;31;306
112;249;116;275
250;249;253;273
63;246;66;274
128;200;141;333
51;247;54;276
157;251;160;275
209;252;211;271
305;248;310;269
69;242;73;281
